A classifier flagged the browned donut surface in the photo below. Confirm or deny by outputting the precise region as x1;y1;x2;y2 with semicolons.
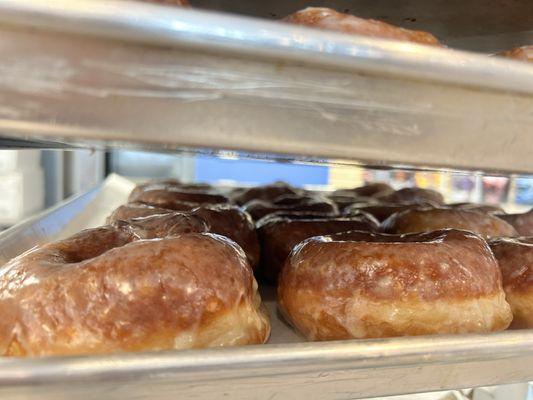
498;46;533;63
490;237;533;328
449;202;504;214
108;203;260;269
0;224;269;356
332;183;393;198
243;196;337;221
284;7;441;46
129;187;229;209
497;209;533;236
382;208;517;238
375;187;444;205
345;202;428;222
258;214;378;283
278;229;511;341
231;182;301;205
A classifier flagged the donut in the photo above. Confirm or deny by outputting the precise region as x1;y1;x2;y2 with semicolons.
243;196;337;221
0;217;269;356
375;187;444;205
129;180;214;200
128;187;229;209
345;202;428;222
284;7;441;46
497;46;533;63
231;182;301;206
257;213;378;283
331;183;392;198
496;209;533;236
108;203;260;269
278;229;511;341
382;207;517;238
449;202;504;214
490;237;533;328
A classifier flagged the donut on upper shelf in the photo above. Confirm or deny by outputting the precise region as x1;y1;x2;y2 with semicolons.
283;7;442;46
496;209;533;236
497;46;533;63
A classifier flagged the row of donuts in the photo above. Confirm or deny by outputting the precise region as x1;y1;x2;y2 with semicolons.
144;0;533;63
119;179;533;338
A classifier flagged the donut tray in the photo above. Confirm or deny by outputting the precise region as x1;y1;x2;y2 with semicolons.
0;0;533;173
0;174;533;400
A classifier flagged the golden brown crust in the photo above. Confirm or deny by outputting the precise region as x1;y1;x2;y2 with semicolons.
497;210;533;236
0;226;269;356
284;7;441;47
258;214;378;283
278;229;511;340
108;203;260;269
498;46;533;63
382;208;517;238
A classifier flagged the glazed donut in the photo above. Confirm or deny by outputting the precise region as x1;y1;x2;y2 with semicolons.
375;187;445;205
231;182;302;206
331;183;393;198
490;237;533;328
278;229;511;341
449;202;504;214
496;209;533;236
345;202;429;222
108;203;260;269
0;218;269;356
257;213;378;283
128;187;229;209
243;196;338;221
284;7;441;46
497;46;533;63
382;207;517;238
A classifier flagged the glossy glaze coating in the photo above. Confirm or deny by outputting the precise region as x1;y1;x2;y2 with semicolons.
258;214;378;283
108;203;260;269
332;183;392;198
231;182;302;206
450;202;504;214
497;210;533;236
129;181;213;200
278;229;511;340
284;7;441;46
243;197;337;221
129;187;229;209
0;226;269;356
376;187;444;205
490;237;533;328
382;208;517;238
498;46;533;63
345;202;431;222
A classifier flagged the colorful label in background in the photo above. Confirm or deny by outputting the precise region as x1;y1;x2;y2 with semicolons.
194;156;328;187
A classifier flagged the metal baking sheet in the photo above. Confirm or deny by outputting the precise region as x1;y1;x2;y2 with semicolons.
0;0;532;173
1;174;533;399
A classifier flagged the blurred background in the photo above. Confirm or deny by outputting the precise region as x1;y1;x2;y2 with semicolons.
2;148;531;229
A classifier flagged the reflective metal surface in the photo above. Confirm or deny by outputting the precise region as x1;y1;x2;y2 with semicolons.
1;176;533;399
0;1;531;173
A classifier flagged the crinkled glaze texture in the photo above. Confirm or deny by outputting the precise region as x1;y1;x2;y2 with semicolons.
108;203;260;269
258;216;378;283
375;187;444;205
490;238;533;328
278;229;511;340
498;46;533;63
284;7;441;46
231;182;301;205
497;210;533;236
0;225;269;356
382;208;517;238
